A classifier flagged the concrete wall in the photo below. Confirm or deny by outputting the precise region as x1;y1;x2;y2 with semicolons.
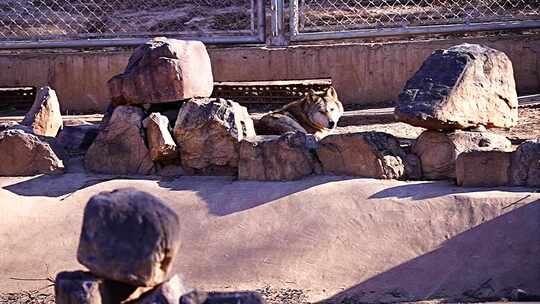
0;34;539;113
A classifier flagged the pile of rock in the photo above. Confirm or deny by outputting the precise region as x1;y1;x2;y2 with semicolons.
0;87;65;176
395;43;539;187
55;188;264;304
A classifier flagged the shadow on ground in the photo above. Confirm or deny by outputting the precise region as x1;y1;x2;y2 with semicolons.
369;180;537;200
158;175;352;216
2;174;160;198
319;199;540;303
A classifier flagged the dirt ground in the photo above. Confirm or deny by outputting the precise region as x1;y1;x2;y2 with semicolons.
1;174;539;304
337;106;540;145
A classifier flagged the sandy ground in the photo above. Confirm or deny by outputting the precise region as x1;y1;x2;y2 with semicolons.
1;174;539;303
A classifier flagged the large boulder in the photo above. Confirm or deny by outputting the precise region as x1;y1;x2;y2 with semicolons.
173;98;255;174
316;132;406;179
510;139;540;187
143;113;178;162
55;271;141;304
85;106;155;175
21;86;63;137
395;43;518;130
413;130;512;180
77;188;181;287
238;132;318;181
108;38;213;105
0;129;64;176
456;150;512;187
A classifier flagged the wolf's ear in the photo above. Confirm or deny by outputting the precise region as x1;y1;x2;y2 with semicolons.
326;87;338;99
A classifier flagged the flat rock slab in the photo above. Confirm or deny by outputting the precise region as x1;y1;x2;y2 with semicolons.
238;132;318;181
77;188;181;287
0;129;64;176
108;38;213;105
413;130;512;180
173;98;255;174
85;105;155;175
316;131;406;179
21;86;64;137
395;43;518;130
456;150;512;187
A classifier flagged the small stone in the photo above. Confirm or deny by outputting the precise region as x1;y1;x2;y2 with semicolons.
143;113;178;162
173;98;255;174
0;129;64;176
55;271;140;304
84;105;155;175
134;275;192;304
77;188;181;287
510;139;540;187
21;86;63;137
238;132;317;181
180;291;265;304
456;150;511;187
395;43;518;130
108;38;213;105
316;131;406;179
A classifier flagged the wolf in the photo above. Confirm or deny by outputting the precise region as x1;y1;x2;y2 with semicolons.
257;87;344;139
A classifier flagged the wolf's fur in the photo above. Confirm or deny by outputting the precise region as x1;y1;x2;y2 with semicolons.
257;87;344;139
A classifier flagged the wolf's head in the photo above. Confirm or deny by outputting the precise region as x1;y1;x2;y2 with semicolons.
302;87;344;130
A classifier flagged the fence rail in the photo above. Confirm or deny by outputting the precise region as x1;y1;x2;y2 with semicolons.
0;0;265;47
0;0;539;48
290;0;540;41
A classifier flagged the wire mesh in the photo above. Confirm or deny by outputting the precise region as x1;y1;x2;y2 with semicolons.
296;0;540;33
0;0;259;41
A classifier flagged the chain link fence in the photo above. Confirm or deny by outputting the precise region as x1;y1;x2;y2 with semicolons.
291;0;540;39
0;0;264;44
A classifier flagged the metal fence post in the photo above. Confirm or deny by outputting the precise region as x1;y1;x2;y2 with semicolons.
269;0;288;46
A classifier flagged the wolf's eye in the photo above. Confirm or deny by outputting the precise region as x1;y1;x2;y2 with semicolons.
329;108;335;112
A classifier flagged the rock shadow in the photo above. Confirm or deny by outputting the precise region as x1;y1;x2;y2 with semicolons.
369;180;536;201
2;173;160;198
158;175;352;216
319;199;540;303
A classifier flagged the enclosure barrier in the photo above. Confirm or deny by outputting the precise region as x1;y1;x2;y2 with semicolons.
0;0;539;48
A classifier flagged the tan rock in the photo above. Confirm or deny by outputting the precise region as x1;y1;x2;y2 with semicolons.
77;188;181;287
413;130;512;180
85;105;155;175
316;132;406;179
21;86;63;137
173;98;255;173
108;38;213;105
0;129;64;176
456;150;511;187
510;139;540;187
143;113;177;162
238;132;317;181
395;43;518;130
